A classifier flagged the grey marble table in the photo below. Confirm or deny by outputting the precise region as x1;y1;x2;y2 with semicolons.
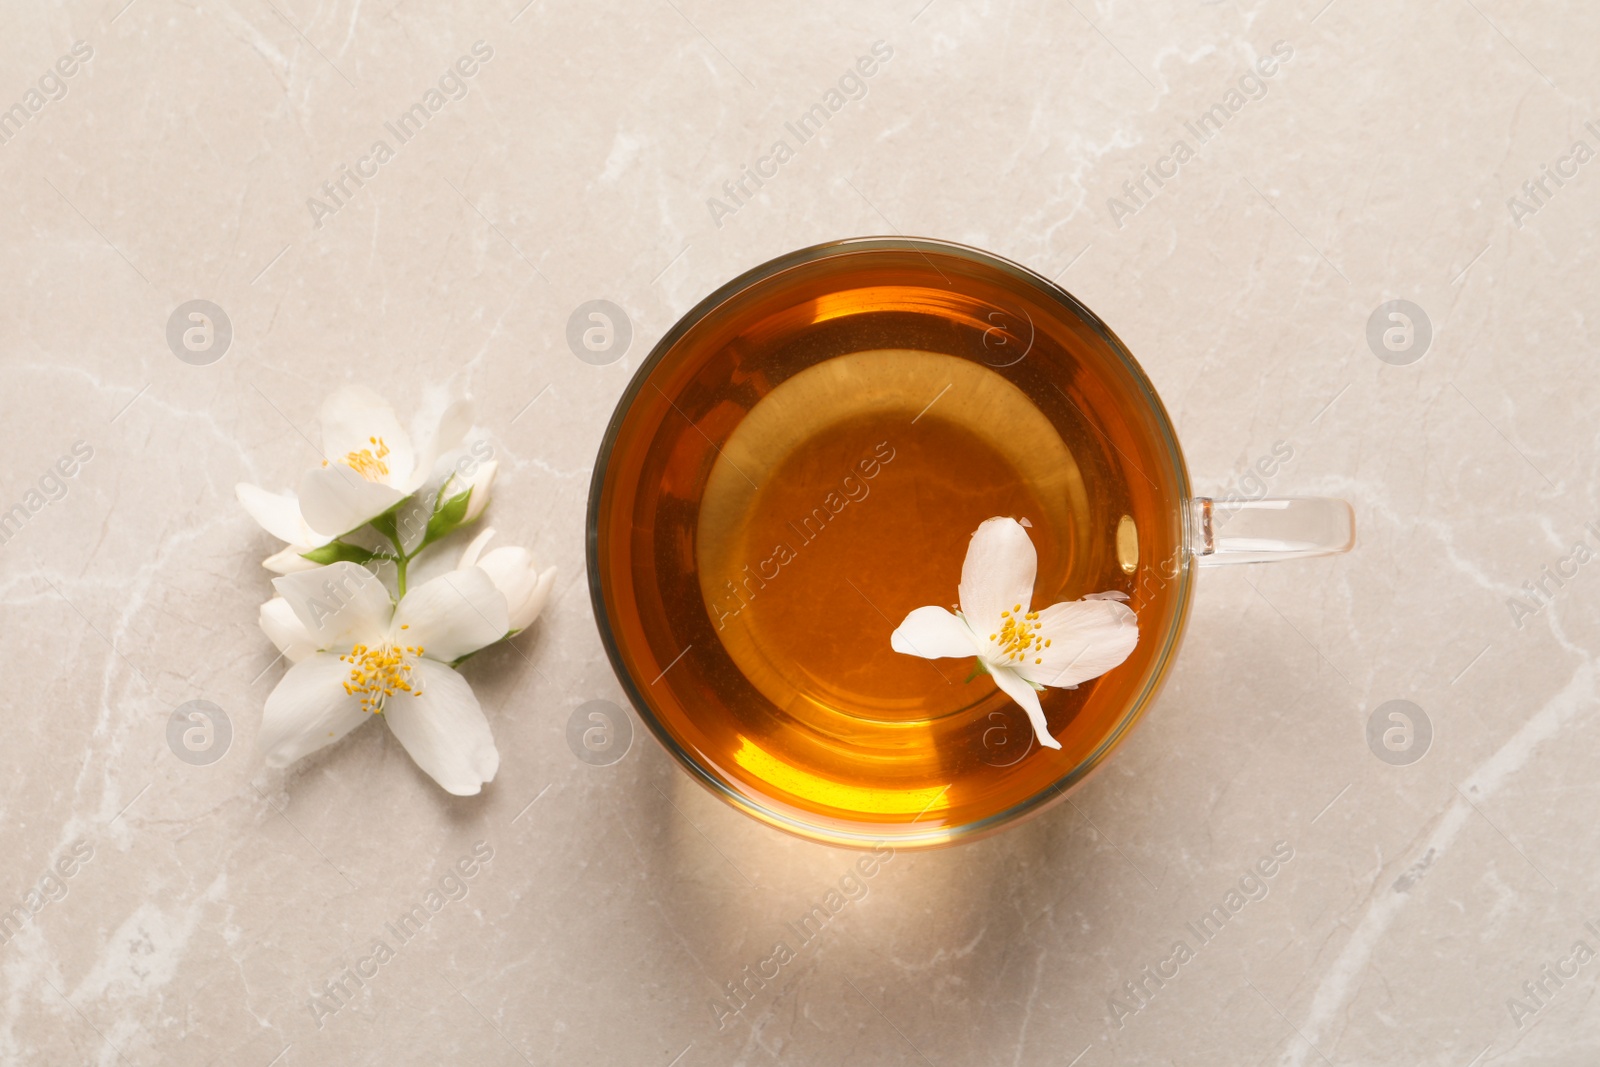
2;0;1597;1063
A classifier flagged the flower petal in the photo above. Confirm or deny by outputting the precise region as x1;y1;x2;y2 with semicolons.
1013;598;1139;689
259;597;319;662
408;400;474;491
297;465;408;538
460;459;497;522
392;567;509;661
889;605;980;659
262;545;321;574
320;385;415;487
382;659;499;795
257;653;372;766
474;546;555;632
518;566;558;632
271;561;392;649
236;483;314;545
457;526;496;569
959;517;1038;637
990;665;1062;750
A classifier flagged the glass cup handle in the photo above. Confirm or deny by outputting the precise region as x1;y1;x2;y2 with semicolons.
1189;497;1355;566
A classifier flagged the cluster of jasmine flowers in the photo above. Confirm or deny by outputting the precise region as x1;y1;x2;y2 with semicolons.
238;387;554;795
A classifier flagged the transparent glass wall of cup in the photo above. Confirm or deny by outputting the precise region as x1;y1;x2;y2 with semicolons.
586;237;1354;850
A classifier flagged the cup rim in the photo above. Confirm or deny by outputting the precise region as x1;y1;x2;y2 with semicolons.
585;235;1196;849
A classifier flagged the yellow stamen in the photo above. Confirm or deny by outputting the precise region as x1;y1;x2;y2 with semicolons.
325;435;391;482
994;604;1046;666
338;641;425;713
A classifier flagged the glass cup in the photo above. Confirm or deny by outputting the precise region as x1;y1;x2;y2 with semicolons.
587;237;1353;849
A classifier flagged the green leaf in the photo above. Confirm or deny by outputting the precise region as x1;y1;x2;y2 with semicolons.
420;487;474;550
369;510;400;548
299;540;377;566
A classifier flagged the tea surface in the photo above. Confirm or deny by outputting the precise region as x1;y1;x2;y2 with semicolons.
681;347;1166;828
698;349;1088;724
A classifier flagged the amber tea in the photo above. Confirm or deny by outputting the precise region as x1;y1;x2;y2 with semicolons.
588;240;1194;848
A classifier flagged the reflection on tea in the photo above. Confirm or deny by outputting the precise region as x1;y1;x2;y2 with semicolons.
705;439;897;632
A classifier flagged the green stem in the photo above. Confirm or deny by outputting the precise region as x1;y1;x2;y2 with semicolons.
366;510;413;597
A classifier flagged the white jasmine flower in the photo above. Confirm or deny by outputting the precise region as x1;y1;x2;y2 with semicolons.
296;386;473;538
256;561;510;795
457;527;556;633
890;516;1139;751
237;386;472;558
